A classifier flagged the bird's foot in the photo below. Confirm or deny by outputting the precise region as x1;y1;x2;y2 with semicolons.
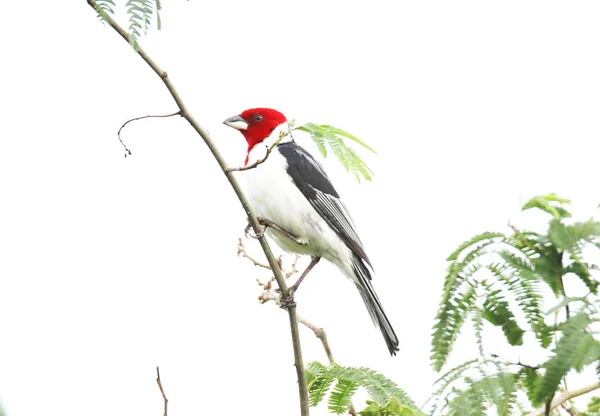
274;281;300;295
245;221;265;239
245;217;307;246
279;292;297;309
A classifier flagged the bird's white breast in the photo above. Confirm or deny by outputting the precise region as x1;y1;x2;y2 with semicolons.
242;133;350;266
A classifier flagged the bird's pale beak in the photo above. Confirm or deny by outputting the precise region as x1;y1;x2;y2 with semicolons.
223;115;248;130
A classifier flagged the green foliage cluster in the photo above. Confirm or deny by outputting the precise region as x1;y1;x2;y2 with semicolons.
582;396;600;415
294;123;376;182
305;362;423;415
429;194;600;414
93;0;162;49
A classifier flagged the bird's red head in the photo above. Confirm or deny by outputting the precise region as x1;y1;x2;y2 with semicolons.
223;108;288;154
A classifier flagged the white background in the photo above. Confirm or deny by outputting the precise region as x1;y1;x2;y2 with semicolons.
1;1;600;415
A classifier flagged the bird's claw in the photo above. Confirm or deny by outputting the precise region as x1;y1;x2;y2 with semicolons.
245;222;265;239
279;293;296;309
274;283;299;295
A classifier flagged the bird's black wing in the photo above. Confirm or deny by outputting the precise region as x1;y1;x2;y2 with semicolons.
277;141;372;268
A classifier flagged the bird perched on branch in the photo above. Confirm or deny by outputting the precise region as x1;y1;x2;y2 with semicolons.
224;108;399;355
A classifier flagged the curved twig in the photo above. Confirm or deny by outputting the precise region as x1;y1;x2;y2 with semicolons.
87;3;308;415
117;111;182;157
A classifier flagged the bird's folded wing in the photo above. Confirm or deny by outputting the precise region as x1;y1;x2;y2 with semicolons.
278;142;372;269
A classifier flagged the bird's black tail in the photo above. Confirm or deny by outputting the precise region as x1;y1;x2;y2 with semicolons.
351;255;399;355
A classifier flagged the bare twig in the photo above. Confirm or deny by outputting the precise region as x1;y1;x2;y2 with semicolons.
297;315;336;364
117;111;182;157
490;353;540;371
156;366;168;416
527;382;600;416
237;238;271;269
87;4;308;415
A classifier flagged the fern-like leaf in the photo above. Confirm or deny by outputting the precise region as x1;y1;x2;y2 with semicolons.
431;281;478;371
446;232;504;261
533;311;594;405
328;378;360;414
125;0;159;49
94;0;116;23
326;364;418;408
565;261;599;294
294;123;375;183
306;361;334;407
481;284;524;346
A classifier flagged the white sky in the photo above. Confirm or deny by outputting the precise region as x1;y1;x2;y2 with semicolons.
1;1;600;415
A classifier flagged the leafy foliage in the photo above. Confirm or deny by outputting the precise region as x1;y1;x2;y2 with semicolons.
305;362;423;415
359;398;416;416
93;0;116;23
294;123;376;183
92;0;162;49
582;396;600;415
429;194;600;414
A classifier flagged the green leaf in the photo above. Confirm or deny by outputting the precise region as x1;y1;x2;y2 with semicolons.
571;219;600;243
564;261;599;293
294;123;375;183
431;281;478;371
359;401;382;416
481;286;524;346
328;378;360;414
531;246;564;296
522;193;572;219
446;232;505;261
548;219;576;251
533;312;594;405
306;361;333;407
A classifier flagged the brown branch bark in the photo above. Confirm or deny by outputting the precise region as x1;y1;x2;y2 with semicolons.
527;382;600;416
86;3;308;415
156;366;168;416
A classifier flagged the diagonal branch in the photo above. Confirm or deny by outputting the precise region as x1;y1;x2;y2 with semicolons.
86;2;308;415
527;381;600;416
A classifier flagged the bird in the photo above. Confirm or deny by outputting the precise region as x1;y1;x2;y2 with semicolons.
223;108;399;355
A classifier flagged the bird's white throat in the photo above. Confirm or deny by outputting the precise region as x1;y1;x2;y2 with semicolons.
247;122;293;165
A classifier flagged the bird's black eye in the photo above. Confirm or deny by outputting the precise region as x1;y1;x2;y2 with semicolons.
254;114;263;122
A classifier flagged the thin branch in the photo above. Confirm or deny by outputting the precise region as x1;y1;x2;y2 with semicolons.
490;353;540;371
155;366;168;416
224;133;285;173
527;381;600;416
297;316;336;364
87;3;308;415
117;111;182;157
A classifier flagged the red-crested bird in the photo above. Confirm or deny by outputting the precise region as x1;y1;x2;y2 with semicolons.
224;108;399;355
